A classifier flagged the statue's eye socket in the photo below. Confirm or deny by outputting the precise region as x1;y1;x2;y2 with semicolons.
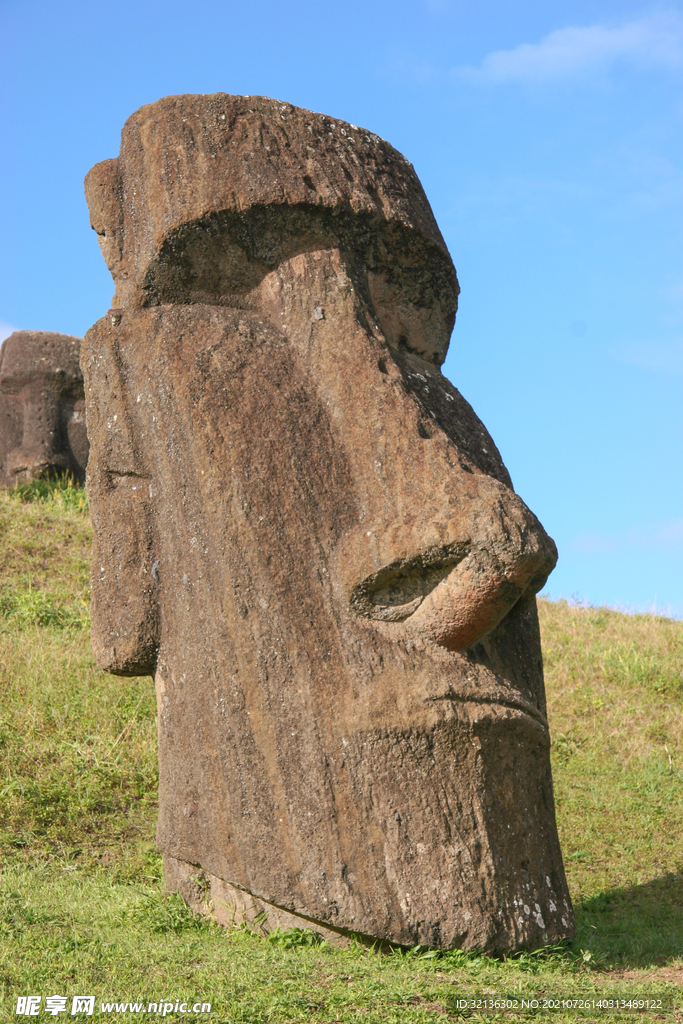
351;545;469;623
367;564;454;622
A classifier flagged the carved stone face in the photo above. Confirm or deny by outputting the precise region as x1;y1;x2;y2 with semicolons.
0;331;88;486
83;94;573;951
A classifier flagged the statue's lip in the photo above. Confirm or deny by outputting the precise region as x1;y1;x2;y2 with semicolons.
428;687;549;732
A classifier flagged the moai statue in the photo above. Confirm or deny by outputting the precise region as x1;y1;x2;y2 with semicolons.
0;331;88;486
82;94;574;951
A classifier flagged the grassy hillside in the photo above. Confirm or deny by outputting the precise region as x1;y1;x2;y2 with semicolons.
0;479;681;1022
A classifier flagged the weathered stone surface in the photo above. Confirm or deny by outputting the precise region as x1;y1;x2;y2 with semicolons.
0;331;88;486
83;93;574;951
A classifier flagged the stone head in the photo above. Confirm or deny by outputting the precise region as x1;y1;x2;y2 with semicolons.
83;94;573;951
0;330;88;486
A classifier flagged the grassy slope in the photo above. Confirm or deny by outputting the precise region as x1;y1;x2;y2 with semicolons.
0;480;681;1022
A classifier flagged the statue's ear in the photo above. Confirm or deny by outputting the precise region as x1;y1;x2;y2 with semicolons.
84;159;123;277
82;317;159;677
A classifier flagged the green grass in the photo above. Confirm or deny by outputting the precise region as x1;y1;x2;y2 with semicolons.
541;599;683;968
0;479;681;1022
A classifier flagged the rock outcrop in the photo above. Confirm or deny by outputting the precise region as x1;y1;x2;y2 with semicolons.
0;331;88;486
82;94;573;951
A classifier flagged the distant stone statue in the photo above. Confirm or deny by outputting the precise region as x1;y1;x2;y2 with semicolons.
0;330;88;486
83;94;574;951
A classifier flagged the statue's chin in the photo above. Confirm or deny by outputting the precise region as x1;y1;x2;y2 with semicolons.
6;449;71;482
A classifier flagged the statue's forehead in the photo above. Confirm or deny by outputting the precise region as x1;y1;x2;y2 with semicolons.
0;332;83;384
119;94;447;253
84;95;459;343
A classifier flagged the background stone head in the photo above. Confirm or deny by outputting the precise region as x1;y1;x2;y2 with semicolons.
83;94;572;951
0;330;88;486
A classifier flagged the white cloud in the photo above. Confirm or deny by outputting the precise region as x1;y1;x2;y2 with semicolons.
663;273;683;302
570;519;683;555
0;322;18;345
422;0;451;12
459;12;683;84
569;532;618;556
613;339;683;374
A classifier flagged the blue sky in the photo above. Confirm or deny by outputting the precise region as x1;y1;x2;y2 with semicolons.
1;0;681;615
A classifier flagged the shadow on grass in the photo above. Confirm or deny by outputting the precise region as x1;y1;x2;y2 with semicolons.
574;870;683;967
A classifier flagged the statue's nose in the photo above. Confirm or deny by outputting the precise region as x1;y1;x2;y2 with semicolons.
339;473;558;652
407;531;556;650
6;381;71;481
